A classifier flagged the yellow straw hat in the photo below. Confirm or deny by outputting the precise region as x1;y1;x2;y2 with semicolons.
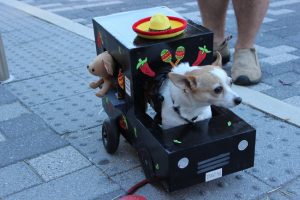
132;13;187;39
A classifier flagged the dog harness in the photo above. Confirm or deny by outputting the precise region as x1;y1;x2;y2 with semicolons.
171;98;198;123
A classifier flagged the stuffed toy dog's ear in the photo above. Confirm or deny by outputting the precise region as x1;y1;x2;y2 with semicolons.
103;60;114;76
168;72;197;91
212;51;222;68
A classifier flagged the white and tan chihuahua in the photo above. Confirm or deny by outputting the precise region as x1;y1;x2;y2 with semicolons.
161;52;242;129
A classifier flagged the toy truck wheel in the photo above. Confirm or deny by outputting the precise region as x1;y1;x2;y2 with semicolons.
102;119;120;154
138;147;156;181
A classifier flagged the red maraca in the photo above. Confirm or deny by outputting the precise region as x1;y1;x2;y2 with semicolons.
175;46;185;65
161;49;175;67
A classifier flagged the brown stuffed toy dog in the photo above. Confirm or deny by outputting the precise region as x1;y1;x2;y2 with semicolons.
87;51;115;97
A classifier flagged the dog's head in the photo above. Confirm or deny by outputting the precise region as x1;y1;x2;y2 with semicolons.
87;51;114;77
168;52;242;108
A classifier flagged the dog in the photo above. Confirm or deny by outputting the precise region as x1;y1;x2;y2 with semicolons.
160;52;242;129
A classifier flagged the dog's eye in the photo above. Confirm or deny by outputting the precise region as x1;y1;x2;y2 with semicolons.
92;68;95;72
214;86;223;94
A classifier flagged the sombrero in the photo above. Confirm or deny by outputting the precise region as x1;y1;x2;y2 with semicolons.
132;13;187;39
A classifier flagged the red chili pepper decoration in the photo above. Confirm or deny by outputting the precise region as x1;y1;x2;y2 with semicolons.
136;58;155;77
119;115;128;130
118;69;125;90
96;32;102;48
192;45;211;66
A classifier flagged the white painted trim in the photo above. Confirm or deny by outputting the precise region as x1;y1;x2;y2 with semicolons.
233;85;300;127
1;0;300;127
0;0;94;41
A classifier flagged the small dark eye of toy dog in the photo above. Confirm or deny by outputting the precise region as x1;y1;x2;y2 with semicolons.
92;68;95;72
214;86;223;94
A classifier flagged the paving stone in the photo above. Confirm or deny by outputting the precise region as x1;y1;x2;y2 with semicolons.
0;86;17;105
0;15;72;45
263;72;300;87
28;146;91;181
5;71;91;106
257;175;300;200
256;45;298;57
2;23;94;81
269;20;300;40
232;105;300;187
283;96;300;107
292;59;300;74
0;129;68;168
261;61;297;76
255;32;290;48
0;162;42;198
277;176;300;199
93;189;125;200
261;53;299;65
111;166;271;200
257;192;290;200
0;11;32;33
31;91;103;134
262;84;300;100
248;82;273;92
0;4;28;18
3;46;62;81
0;130;5;142
254;44;300;65
0;113;49;139
28;32;95;69
66;126;140;176
2;26;52;46
5;166;120;200
70;66;96;84
0;102;29;121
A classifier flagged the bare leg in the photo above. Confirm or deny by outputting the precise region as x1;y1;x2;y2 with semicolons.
197;0;229;45
233;0;269;49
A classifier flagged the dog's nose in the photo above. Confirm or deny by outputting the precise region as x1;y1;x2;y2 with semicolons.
87;65;89;69
234;97;242;105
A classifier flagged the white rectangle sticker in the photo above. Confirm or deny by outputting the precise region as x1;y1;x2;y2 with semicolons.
205;168;222;182
125;76;131;97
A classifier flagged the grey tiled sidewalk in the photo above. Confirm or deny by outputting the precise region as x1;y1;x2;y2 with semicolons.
0;1;300;200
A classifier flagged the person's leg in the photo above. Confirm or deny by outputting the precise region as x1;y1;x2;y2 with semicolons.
231;0;269;85
233;0;269;49
197;0;229;45
197;0;231;64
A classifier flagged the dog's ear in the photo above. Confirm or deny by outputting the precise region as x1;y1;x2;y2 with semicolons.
168;73;197;91
103;60;114;76
212;51;222;68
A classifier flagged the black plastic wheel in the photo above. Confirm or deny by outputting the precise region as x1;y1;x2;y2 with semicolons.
102;119;120;154
138;147;156;181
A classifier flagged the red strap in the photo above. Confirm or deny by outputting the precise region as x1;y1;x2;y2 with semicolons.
127;179;150;195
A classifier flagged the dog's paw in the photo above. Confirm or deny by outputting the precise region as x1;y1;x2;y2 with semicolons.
89;82;99;89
